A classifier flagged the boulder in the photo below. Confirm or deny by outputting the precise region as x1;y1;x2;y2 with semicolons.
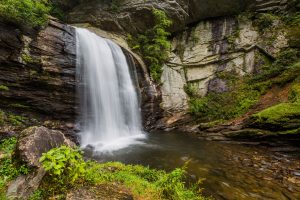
6;168;46;200
16;126;75;168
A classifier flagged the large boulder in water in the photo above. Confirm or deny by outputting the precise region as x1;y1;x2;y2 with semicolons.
16;126;75;168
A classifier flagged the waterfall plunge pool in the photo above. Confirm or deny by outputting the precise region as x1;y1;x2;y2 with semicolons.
84;132;300;200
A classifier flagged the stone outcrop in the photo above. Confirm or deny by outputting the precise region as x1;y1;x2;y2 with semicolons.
16;126;75;168
67;0;252;34
6;168;46;200
0;19;77;120
161;15;288;112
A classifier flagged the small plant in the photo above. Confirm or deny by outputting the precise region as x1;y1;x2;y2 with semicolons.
184;83;199;97
39;146;86;184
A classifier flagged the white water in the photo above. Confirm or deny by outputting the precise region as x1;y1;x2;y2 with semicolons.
76;28;145;152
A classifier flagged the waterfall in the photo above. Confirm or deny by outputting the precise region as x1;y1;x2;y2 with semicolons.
76;28;145;152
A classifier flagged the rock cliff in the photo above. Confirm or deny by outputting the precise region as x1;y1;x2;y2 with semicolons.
0;19;77;120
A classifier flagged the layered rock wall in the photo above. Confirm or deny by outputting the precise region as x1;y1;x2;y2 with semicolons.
0;19;77;119
161;15;288;112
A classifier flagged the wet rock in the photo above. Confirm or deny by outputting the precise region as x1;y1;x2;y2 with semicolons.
16;126;75;168
66;185;133;200
6;168;46;200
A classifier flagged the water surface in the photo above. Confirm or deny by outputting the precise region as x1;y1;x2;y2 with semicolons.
88;132;300;200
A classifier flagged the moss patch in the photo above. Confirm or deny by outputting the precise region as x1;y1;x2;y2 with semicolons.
253;103;300;124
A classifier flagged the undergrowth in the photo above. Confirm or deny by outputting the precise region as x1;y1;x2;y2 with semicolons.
38;146;209;200
0;138;30;198
188;57;300;122
128;9;172;82
0;0;51;28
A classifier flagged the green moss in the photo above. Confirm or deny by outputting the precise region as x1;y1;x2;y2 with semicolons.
0;110;5;126
0;0;51;28
289;83;300;103
253;103;300;124
0;85;9;91
7;114;27;126
9;103;30;109
22;54;33;63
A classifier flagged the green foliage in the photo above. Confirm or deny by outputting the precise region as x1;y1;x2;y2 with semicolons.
0;137;17;154
84;161;207;200
189;88;260;121
28;189;43;200
128;9;172;81
39;146;86;184
0;0;51;28
0;138;30;194
38;146;207;199
188;57;300;122
0;85;9;91
254;13;278;32
110;0;122;12
7;114;27;126
184;83;199;98
289;83;300;103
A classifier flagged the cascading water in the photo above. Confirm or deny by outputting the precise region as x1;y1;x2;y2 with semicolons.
76;28;145;152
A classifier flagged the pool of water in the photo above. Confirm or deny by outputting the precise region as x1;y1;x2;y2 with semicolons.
86;132;300;200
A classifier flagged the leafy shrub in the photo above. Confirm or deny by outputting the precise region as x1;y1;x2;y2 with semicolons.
39;145;86;184
254;13;278;32
128;9;172;81
0;0;51;28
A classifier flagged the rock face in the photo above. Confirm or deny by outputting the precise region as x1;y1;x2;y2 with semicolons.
6;168;46;200
67;0;252;34
0;19;77;120
16;126;75;168
161;15;288;112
